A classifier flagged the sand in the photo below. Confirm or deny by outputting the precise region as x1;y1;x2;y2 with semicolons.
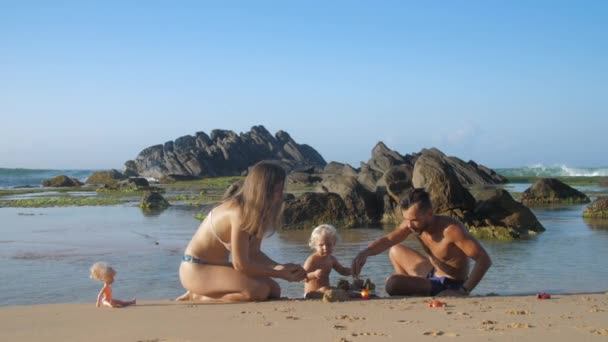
1;293;607;341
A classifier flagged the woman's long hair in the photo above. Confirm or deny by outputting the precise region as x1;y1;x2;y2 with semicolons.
230;161;286;239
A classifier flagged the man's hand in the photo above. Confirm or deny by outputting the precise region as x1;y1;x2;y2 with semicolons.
351;252;367;278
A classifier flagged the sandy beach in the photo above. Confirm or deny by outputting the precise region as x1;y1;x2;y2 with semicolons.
1;293;607;342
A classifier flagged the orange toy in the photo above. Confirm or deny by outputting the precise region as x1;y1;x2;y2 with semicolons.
428;299;446;308
360;289;370;300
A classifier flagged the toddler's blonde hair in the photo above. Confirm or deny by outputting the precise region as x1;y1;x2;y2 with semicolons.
89;262;116;282
309;224;339;248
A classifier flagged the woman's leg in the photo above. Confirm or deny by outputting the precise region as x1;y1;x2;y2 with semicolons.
179;262;275;302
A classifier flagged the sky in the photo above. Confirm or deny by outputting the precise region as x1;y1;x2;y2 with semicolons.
1;1;607;170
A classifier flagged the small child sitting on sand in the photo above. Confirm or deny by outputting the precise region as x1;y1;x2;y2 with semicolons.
89;262;136;308
303;224;352;298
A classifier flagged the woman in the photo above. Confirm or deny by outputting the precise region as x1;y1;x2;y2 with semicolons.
177;161;306;302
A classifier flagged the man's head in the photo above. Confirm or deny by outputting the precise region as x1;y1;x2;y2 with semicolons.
399;188;433;233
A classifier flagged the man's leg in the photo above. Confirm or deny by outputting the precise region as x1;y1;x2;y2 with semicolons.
388;245;433;276
385;245;434;296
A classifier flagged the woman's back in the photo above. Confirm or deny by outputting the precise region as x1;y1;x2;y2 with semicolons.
185;202;237;266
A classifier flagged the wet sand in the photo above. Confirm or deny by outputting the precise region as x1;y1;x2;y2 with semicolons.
1;293;607;341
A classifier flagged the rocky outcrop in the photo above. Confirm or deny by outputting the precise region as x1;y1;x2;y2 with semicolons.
42;175;83;187
583;197;608;219
445;157;508;185
283;192;351;229
521;178;590;205
469;188;545;239
316;174;383;225
124;125;326;179
86;170;127;186
367;142;414;173
384;164;414;202
412;148;476;214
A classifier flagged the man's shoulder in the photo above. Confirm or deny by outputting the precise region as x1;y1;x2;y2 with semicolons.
436;216;467;238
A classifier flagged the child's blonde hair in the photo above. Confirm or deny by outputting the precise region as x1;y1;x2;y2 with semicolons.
89;262;116;282
309;224;339;248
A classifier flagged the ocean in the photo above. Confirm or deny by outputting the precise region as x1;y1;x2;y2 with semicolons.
1;166;607;306
2;165;608;188
0;168;95;188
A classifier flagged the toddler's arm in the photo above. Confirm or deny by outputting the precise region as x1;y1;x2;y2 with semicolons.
303;255;322;281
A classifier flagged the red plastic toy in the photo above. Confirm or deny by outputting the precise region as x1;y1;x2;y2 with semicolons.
537;293;551;299
428;299;446;308
360;289;370;300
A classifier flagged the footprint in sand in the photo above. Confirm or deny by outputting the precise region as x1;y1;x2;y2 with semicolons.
285;315;300;320
351;331;389;337
506;309;530;315
334;324;348;330
507;323;533;329
589;328;608;335
335;314;364;322
481;320;497;325
422;331;458;337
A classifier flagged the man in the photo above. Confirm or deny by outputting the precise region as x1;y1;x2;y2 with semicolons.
351;188;492;296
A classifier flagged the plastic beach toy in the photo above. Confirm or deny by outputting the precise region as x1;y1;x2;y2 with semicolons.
361;289;370;300
537;293;551;299
428;300;446;308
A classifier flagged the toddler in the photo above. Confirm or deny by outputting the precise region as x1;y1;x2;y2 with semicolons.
303;224;352;298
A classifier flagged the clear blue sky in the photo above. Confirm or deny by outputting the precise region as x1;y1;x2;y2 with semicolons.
1;1;606;169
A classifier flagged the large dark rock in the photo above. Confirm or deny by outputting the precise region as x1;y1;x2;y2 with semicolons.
367;142;414;173
125;125;326;179
445;157;508;185
521;178;590;205
316;174;383;225
384;164;414;202
86;169;127;186
357;163;383;192
583;197;608;219
412;148;476;214
283;192;351;229
469;189;545;240
42;175;83;187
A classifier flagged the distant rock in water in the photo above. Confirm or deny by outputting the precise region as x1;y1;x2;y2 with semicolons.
583;197;608;219
123;125;326;179
86;169;127;186
140;191;169;210
470;188;545;239
521;178;590;205
42;175;83;187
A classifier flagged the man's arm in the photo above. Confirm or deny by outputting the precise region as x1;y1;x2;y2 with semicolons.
351;225;411;276
332;256;352;276
448;224;492;294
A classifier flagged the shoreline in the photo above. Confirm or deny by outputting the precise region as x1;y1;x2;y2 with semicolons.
1;293;607;341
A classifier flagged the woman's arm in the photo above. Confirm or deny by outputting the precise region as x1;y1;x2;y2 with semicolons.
230;216;304;281
250;237;279;268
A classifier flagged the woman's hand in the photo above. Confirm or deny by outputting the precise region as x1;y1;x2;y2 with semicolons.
279;263;307;282
310;269;323;279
